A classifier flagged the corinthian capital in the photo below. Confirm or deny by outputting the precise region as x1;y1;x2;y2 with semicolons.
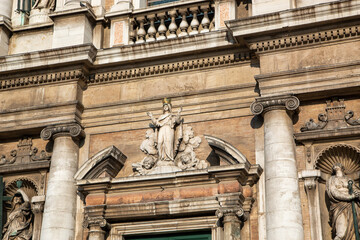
41;123;85;140
250;95;300;115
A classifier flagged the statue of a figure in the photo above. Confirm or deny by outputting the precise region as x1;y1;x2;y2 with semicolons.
326;163;360;240
2;190;33;240
146;98;183;162
32;0;55;10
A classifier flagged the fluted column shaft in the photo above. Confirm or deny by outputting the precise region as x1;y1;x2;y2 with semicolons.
251;96;304;240
40;124;84;240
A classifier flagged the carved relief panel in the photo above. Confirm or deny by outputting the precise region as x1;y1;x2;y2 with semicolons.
296;98;360;240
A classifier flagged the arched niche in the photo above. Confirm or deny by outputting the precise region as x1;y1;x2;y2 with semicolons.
315;144;360;181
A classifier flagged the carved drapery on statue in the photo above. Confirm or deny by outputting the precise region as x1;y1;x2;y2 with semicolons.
133;98;208;175
2;186;33;240
326;163;360;240
32;0;55;10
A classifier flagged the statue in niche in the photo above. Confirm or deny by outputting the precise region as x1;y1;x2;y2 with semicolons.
2;189;33;240
32;0;55;10
133;98;208;175
326;163;360;240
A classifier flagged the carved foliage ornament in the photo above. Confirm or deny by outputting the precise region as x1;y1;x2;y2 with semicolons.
300;99;360;132
250;96;300;115
0;138;51;165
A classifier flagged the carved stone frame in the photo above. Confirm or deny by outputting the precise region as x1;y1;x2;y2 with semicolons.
110;216;222;240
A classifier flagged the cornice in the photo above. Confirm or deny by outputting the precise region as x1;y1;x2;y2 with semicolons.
249;25;360;52
0;44;97;74
226;0;360;52
89;52;252;85
0;70;86;91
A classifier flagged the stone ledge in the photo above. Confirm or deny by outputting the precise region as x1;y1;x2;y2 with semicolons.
295;126;360;142
226;0;360;38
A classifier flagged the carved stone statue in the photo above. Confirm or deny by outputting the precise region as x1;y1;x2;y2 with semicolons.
32;0;55;10
326;163;360;240
2;189;33;240
146;98;183;162
133;98;208;175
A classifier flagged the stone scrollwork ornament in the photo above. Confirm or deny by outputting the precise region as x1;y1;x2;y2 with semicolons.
300;113;328;132
132;98;208;175
326;163;360;240
345;111;360;126
250;96;300;115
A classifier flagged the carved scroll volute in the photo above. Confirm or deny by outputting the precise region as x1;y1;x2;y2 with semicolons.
41;123;85;140
250;96;300;115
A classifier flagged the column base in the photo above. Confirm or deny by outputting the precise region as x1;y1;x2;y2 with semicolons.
29;9;52;25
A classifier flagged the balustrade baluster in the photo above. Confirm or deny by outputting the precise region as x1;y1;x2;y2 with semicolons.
136;17;146;43
179;9;189;37
157;13;167;40
200;6;210;33
168;10;178;39
189;7;200;35
129;20;136;44
147;14;156;42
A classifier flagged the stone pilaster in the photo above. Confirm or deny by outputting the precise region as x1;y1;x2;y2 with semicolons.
0;0;12;20
83;205;109;240
251;96;304;240
31;195;45;240
40;123;84;240
299;170;323;240
216;193;245;240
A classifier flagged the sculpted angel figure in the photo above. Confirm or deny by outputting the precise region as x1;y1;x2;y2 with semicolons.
326;162;360;240
2;190;33;240
146;98;183;162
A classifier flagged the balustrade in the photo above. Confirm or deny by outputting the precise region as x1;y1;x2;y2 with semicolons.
129;2;214;44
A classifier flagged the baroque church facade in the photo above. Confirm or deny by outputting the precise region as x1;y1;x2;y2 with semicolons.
0;0;360;239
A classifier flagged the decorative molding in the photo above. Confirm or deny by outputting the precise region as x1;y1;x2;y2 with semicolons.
88;52;252;85
216;193;246;221
75;145;127;180
0;138;51;166
41;123;85;140
249;26;360;52
300;99;360;132
250;95;299;115
0;70;86;91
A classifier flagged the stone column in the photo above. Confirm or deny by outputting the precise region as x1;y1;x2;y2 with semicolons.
40;124;84;240
251;96;304;240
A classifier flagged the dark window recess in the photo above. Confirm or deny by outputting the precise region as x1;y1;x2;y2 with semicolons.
125;230;211;240
147;0;179;6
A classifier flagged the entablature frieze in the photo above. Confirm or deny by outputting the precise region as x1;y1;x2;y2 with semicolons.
89;52;253;86
0;69;87;91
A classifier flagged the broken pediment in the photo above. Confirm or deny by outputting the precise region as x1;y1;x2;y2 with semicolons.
205;135;250;167
75;145;127;180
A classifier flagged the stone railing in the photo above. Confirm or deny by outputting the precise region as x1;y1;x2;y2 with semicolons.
129;1;214;44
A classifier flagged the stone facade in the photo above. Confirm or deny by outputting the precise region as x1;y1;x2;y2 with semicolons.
0;0;360;239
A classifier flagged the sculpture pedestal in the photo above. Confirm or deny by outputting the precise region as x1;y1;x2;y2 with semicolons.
29;9;52;25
